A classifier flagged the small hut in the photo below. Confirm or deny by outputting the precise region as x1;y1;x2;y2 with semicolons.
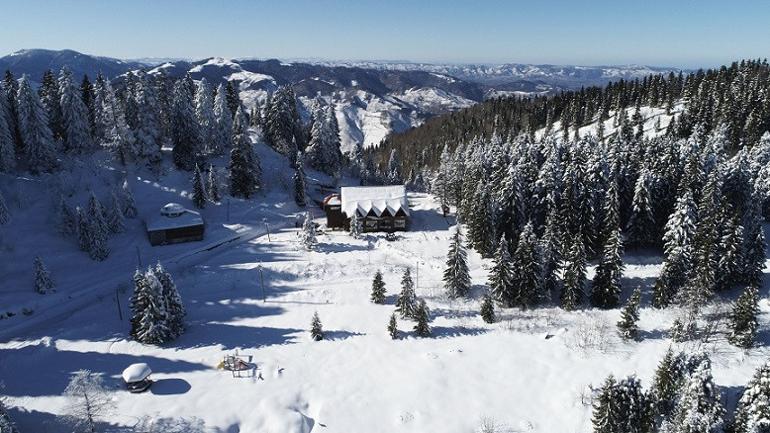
324;185;409;232
122;363;152;393
146;203;205;246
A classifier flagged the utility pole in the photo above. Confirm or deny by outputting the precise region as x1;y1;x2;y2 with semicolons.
115;287;123;321
258;262;266;302
265;223;271;242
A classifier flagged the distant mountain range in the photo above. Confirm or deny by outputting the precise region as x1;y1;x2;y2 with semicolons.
0;49;682;152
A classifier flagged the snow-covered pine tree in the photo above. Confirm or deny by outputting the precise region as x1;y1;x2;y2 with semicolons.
443;226;471;299
651;348;685;419
395;267;417;319
592;375;621;433
194;78;216;155
264;85;301;157
56;195;76;235
388;312;399;339
614;375;654;433
0;189;9;225
305;104;343;176
212;83;233;156
0;395;19;433
560;233;586;311
310;311;324;341
0;86;15;172
728;284;759;349
154;262;185;338
299;211;317;251
38;68;63;141
733;362;770;433
33;255;55;294
653;189;697;308
741;192;766;288
191;164;206;209
293;151;307;207
349;211;362;239
134;270;171;344
370;270;386;304
511;222;541;309
16;75;58;173
617;288;641;341
489;235;515;307
228;139;254;199
171;79;201;170
714;214;743;292
106;192;125;234
95;77;135;164
626;167;658;247
207;165;221;203
387;148;402;185
538;209;563;304
58;67;94;153
662;358;724;433
119;179;138;218
132;72;162;166
87;192;108;236
75;206;91;252
87;214;109;261
63;369;114;433
413;299;431;337
480;290;496;323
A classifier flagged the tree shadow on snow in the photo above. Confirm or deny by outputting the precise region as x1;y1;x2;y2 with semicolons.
8;406;131;433
172;322;302;351
150;378;192;395
430;325;488;339
324;330;365;341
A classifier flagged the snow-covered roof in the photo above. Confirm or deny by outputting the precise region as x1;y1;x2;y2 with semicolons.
340;185;409;218
122;363;152;383
146;204;204;231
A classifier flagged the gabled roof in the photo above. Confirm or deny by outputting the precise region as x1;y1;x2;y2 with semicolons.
146;204;204;231
340;185;409;218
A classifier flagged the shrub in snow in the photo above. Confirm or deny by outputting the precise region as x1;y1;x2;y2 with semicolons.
388;313;399;340
443;227;471;299
413;299;431;337
33;256;55;294
480;291;495;324
299;212;317;251
63;369;114;433
616;288;641;341
395;267;417;319
191;164;206;209
310;312;324;341
733;362;770;433
370;270;386;304
728;284;759;349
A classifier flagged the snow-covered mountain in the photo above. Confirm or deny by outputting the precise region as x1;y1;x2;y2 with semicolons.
0;49;680;153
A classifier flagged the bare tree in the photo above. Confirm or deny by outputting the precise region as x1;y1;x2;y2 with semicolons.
63;370;114;433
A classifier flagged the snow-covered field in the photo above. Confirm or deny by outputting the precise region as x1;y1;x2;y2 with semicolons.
3;181;770;432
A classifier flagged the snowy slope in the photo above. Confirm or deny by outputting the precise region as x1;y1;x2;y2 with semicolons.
3;191;770;433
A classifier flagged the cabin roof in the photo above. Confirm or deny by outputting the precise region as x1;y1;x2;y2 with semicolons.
340;185;409;218
146;204;204;232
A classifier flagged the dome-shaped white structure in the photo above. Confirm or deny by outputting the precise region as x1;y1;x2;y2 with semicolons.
160;203;186;218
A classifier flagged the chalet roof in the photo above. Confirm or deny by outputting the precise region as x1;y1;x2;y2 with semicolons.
340;185;409;218
146;203;204;232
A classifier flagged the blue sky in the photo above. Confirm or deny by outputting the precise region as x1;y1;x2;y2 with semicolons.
1;0;768;68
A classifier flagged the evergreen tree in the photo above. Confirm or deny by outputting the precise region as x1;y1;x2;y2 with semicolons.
95;77;134;164
229;140;255;198
413;299;431;337
106;192;126;234
538;209;563;304
56;195;76;235
130;270;171;344
16;75;57;173
592;374;654;433
58;67;93;152
592;225;624;309
207;165;221;203
663;358;724;433
734;363;770;433
0;396;19;433
741;194;766;288
511;222;541;309
293;152;307;207
489;235;515;307
264;86;301;157
480;290;496;324
33;255;55;294
132;72;162;165
38;69;63;141
310;311;324;341
617;288;642;341
388;312;399;339
395;267;417;318
154;262;185;338
211;83;233;155
87;192;107;236
195;78;216;154
171;79;201;170
0;189;9;225
119;180;138;218
80;74;96;134
626;169;658;248
370;270;386;304
299;211;317;250
0;88;14;172
592;375;622;433
387;148;402;184
225;81;240;120
653;190;697;308
728;284;759;349
349;211;362;239
652;348;686;419
191;164;206;209
560;233;586;311
129;269;149;340
76;207;91;252
443;227;471;298
305;105;343;176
